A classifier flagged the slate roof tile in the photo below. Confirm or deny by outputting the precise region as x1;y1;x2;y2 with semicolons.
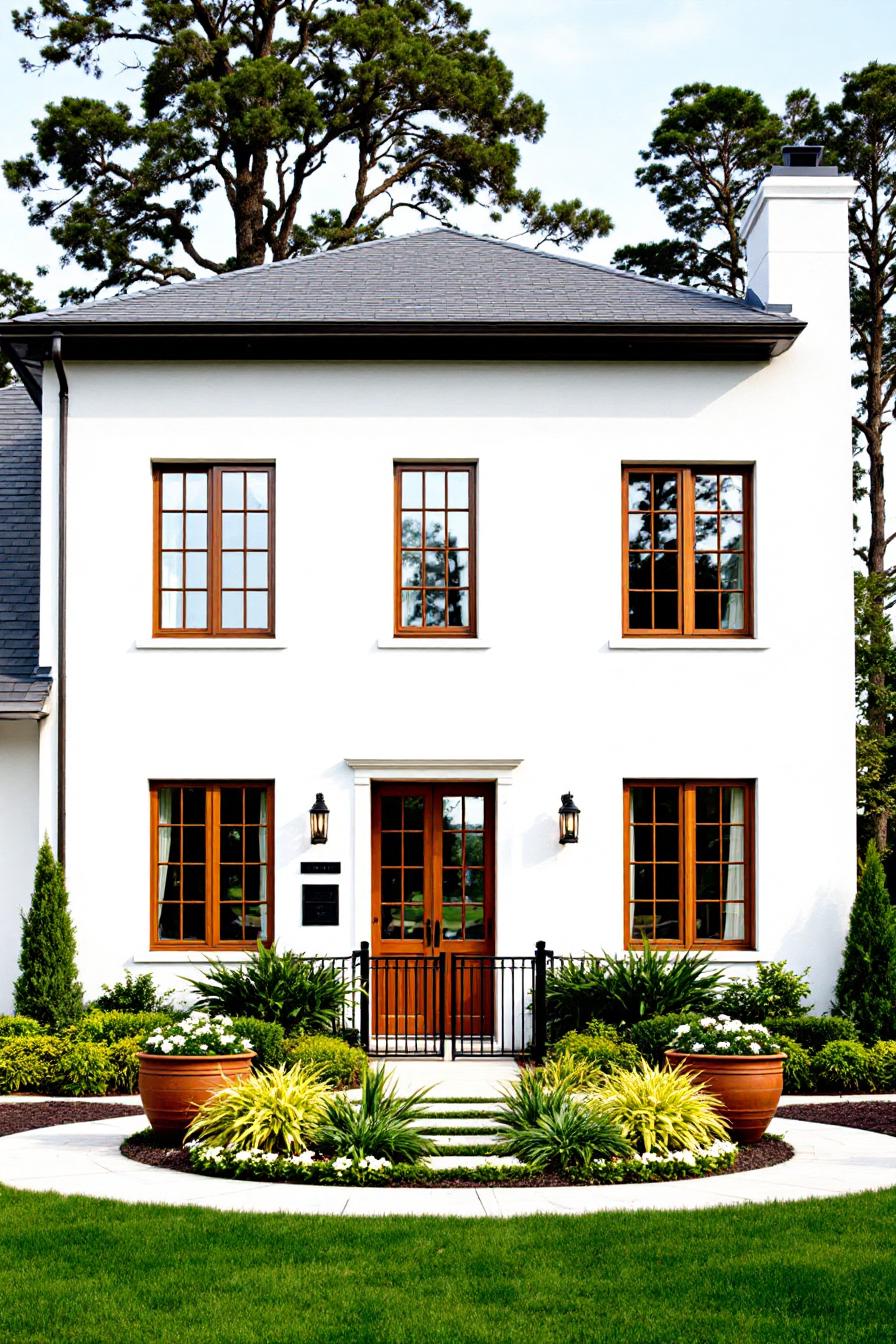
0;385;49;712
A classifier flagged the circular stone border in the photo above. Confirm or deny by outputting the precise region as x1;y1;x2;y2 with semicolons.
1;1113;896;1215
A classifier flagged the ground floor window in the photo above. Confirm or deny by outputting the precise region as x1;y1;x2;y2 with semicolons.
624;781;754;949
150;782;273;949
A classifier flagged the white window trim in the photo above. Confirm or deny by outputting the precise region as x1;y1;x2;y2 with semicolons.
134;638;287;650
376;636;491;650
607;638;769;651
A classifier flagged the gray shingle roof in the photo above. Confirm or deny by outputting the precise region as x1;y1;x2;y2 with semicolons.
12;229;791;328
0;385;50;716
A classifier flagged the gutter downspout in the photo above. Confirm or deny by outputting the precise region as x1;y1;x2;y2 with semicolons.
50;333;68;869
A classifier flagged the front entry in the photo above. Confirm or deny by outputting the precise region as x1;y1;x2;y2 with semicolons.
371;782;496;1042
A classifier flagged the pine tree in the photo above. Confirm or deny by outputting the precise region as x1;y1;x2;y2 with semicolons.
834;841;896;1040
14;837;83;1028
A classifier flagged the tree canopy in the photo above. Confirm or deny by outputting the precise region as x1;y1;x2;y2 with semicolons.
5;0;610;301
0;270;42;388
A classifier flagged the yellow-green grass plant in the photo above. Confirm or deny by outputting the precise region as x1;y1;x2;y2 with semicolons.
592;1061;729;1155
184;1063;329;1154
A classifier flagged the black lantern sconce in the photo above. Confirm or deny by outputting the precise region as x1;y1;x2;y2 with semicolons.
558;792;580;845
309;793;330;845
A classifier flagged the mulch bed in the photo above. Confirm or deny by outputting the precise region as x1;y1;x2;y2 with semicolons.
777;1101;896;1137
0;1101;145;1137
120;1131;794;1187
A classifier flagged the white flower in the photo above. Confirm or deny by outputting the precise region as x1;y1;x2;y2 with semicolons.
242;1039;254;1051
716;1040;730;1050
263;1153;279;1164
219;1033;236;1046
160;1040;174;1054
749;1042;763;1053
699;1017;715;1029
332;1156;353;1172
674;1024;691;1036
691;1042;705;1052
718;1014;731;1023
220;1017;233;1027
199;1043;208;1052
289;1151;315;1166
233;1150;255;1163
170;1034;186;1047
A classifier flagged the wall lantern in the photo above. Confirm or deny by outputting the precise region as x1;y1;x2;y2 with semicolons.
309;793;330;845
558;792;580;845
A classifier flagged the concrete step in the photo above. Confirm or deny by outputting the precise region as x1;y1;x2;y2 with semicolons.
430;1132;501;1149
411;1118;502;1132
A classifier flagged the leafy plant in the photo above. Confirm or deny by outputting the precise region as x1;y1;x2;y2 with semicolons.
0;1015;45;1042
812;1040;874;1093
143;1011;255;1057
592;1062;729;1155
91;971;173;1013
765;1014;859;1051
668;1015;783;1056
14;837;83;1029
107;1037;142;1094
314;1068;434;1164
716;962;812;1022
52;1041;113;1097
284;1035;367;1090
184;943;352;1035
544;958;609;1038
75;1011;175;1045
0;1034;63;1093
869;1040;896;1091
496;1069;565;1130
834;842;896;1041
777;1036;813;1093
629;1014;703;1067
543;1032;642;1089
495;1095;632;1173
185;1064;330;1154
229;1018;285;1070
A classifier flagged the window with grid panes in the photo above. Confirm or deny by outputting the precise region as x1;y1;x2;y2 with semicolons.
151;783;273;949
624;782;754;949
395;464;476;635
623;467;752;636
154;466;274;635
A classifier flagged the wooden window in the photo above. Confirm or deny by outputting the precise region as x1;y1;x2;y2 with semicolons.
623;467;752;636
394;464;476;636
154;466;274;636
150;782;274;949
624;782;754;949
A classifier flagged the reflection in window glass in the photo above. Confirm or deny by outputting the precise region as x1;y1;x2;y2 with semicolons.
396;464;474;633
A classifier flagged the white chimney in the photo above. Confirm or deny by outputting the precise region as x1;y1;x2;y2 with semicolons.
742;146;856;368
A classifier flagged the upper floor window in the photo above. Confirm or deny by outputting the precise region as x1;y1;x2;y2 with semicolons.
394;463;476;636
624;781;754;949
623;467;752;636
150;782;274;949
153;465;274;636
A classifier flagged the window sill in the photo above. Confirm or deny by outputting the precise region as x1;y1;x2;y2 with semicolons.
607;638;768;651
133;950;254;963
134;638;286;650
377;636;491;650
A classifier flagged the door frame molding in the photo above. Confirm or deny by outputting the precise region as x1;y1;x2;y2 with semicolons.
344;758;523;955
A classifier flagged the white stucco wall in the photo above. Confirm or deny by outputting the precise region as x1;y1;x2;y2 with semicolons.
0;721;41;1013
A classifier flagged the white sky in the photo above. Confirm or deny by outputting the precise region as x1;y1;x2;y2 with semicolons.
0;0;893;305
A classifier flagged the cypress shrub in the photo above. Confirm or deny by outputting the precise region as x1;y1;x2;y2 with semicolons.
14;838;83;1029
834;842;896;1042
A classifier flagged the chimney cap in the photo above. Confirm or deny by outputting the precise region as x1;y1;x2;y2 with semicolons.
772;144;839;177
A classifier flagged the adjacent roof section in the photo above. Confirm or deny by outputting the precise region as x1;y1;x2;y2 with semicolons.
0;385;51;718
0;228;805;391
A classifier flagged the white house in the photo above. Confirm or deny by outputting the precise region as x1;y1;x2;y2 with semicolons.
0;151;858;1047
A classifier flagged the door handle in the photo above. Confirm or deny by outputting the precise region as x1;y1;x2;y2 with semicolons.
425;918;432;947
434;919;441;949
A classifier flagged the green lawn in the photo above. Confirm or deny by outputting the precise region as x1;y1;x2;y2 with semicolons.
1;1184;895;1343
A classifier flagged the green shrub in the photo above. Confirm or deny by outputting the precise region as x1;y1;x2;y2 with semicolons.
0;1034;64;1093
52;1040;114;1096
544;960;609;1038
629;1013;703;1067
185;1064;330;1154
91;971;173;1013
184;942;352;1035
834;841;896;1042
284;1034;366;1088
0;1015;45;1041
107;1036;142;1093
494;1090;632;1173
582;1019;621;1041
778;1035;813;1093
812;1040;874;1093
716;961;812;1022
869;1040;896;1092
230;1017;285;1070
765;1014;859;1050
314;1067;434;1163
14;837;83;1029
75;1010;175;1045
546;1031;641;1078
592;1062;730;1155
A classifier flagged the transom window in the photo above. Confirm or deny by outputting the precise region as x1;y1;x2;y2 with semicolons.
394;464;476;635
623;467;752;636
624;781;754;949
154;466;274;636
150;783;273;949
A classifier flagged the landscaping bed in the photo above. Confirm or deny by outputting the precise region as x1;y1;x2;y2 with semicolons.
777;1101;896;1137
120;1128;793;1187
0;1101;145;1137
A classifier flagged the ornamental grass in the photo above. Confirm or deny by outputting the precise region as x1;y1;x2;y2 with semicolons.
591;1061;729;1155
184;1063;329;1154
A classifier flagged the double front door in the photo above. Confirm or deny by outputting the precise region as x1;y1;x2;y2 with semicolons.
371;782;496;1039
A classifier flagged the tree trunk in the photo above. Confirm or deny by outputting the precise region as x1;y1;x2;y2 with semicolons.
233;149;269;268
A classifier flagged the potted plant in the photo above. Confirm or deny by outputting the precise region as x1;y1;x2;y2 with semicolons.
664;1014;786;1142
138;1010;255;1134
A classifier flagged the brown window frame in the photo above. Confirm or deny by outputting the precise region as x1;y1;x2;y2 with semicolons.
393;462;478;638
623;780;755;951
622;466;753;637
153;464;275;637
149;781;275;951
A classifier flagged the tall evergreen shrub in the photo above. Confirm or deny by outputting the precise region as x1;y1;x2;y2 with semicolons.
834;841;896;1041
14;837;83;1028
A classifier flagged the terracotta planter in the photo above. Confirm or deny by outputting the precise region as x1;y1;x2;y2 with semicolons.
665;1050;785;1143
138;1052;255;1135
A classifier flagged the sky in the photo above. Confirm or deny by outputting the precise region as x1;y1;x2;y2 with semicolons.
0;0;894;306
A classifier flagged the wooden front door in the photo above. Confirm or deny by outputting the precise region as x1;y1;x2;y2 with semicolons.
371;782;496;1040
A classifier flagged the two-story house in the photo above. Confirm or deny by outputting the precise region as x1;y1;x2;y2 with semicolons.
0;152;858;1046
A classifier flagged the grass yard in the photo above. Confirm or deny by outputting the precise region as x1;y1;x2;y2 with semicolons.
2;1185;896;1343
